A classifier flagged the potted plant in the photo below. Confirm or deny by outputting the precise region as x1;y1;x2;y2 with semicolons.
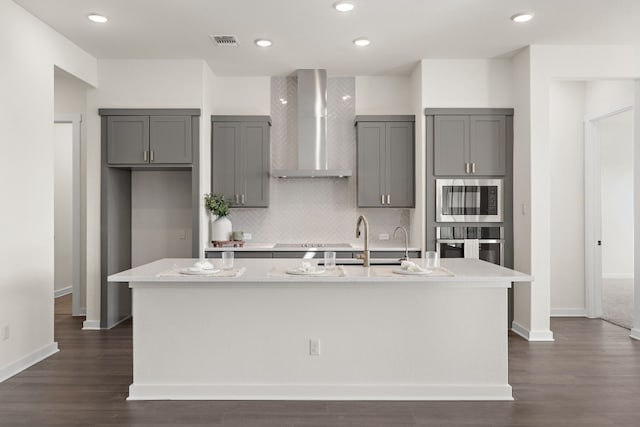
204;193;232;242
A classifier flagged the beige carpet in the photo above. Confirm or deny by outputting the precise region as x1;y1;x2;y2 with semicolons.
601;278;634;329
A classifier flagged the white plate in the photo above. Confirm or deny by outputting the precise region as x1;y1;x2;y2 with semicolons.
179;268;221;275
392;268;433;275
286;268;326;276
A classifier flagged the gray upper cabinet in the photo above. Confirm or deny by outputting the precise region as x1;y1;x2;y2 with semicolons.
469;116;506;176
107;116;149;164
433;114;506;176
107;114;192;165
356;116;415;208
212;116;271;208
149;116;192;164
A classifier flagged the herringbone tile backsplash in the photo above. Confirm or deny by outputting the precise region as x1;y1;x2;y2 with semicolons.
225;76;411;245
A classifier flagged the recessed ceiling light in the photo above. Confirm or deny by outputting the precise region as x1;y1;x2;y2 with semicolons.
510;13;534;23
255;39;272;47
353;37;370;47
333;1;355;12
88;13;108;23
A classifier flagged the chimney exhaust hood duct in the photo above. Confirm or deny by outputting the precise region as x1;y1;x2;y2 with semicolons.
273;69;352;178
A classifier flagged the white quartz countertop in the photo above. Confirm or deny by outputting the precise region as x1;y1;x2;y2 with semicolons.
204;243;420;252
108;258;533;286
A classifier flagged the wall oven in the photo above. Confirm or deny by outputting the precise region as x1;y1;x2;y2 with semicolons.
436;179;503;223
436;226;504;266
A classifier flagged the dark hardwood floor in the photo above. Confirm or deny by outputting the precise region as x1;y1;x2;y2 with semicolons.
1;295;639;426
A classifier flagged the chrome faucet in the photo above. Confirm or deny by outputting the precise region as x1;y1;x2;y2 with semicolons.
355;215;370;267
393;226;409;261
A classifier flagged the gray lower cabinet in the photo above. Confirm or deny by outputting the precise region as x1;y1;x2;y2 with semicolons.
205;250;419;260
433;114;506;176
107;115;192;165
205;251;272;259
212;116;271;208
272;251;354;259
356;116;415;208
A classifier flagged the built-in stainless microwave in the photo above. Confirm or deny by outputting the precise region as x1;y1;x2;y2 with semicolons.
436;179;503;223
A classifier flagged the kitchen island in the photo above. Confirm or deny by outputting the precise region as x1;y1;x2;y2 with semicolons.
108;258;531;401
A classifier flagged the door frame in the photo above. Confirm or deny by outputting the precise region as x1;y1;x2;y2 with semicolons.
54;114;83;316
584;105;633;319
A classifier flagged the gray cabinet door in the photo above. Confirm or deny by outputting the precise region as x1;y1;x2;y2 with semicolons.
357;122;386;207
433;116;468;176
386;122;414;207
212;122;240;205
469;115;506;175
149;116;192;164
107;116;149;164
212;119;270;208
240;122;270;207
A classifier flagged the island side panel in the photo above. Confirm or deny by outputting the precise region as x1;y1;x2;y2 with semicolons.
129;281;510;400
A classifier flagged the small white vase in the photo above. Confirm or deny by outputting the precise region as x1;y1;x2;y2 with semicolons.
210;214;232;242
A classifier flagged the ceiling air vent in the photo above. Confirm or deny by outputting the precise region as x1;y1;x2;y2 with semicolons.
210;35;239;47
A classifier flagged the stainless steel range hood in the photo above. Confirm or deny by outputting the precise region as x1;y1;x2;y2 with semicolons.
272;69;352;178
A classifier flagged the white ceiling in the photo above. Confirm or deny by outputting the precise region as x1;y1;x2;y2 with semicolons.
14;0;640;76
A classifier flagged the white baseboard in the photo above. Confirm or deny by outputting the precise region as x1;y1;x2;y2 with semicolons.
551;308;586;317
602;274;634;280
630;328;640;341
511;321;555;342
54;286;72;298
128;383;514;401
0;342;59;383
82;320;101;330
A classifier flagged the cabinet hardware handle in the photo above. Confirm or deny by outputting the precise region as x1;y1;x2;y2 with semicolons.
150;151;154;162
234;194;239;204
471;163;476;174
381;194;385;205
386;194;391;205
143;151;148;161
465;162;470;174
241;194;245;204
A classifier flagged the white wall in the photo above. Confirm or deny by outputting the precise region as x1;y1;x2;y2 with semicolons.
549;81;586;314
355;76;412;114
54;68;89;310
422;59;513;107
211;76;271;115
410;63;425;251
599;110;634;278
543;79;635;316
521;45;640;339
511;48;533;331
84;59;209;326
53;123;73;294
586;80;635;115
0;0;96;379
199;63;217;253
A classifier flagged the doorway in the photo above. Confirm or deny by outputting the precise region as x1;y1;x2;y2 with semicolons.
54;114;82;316
585;106;634;329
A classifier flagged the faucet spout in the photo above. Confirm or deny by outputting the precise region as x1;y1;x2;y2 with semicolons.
393;226;409;261
356;215;370;267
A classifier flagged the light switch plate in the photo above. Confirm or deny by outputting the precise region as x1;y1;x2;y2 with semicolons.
244;233;252;240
